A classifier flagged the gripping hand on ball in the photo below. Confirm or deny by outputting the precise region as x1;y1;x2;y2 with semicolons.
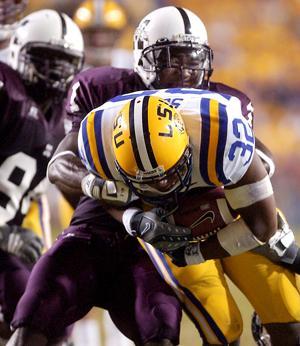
122;207;193;251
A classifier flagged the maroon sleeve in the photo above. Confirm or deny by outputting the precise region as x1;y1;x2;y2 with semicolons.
0;63;27;147
209;81;254;128
65;66;136;132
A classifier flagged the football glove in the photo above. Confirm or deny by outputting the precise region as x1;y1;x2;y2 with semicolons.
81;173;138;207
122;207;192;251
252;211;300;273
168;242;205;267
0;225;44;264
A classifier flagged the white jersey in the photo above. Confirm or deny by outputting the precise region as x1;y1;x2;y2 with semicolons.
78;88;255;188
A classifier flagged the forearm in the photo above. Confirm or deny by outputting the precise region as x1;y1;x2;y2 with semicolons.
48;153;87;207
103;205;126;223
224;153;277;242
47;131;88;208
168;217;266;267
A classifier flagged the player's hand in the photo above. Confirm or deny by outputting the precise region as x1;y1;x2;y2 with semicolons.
251;211;300;273
122;207;192;251
0;225;44;264
168;242;204;267
81;173;138;206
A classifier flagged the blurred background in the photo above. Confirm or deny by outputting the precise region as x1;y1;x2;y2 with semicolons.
21;0;300;345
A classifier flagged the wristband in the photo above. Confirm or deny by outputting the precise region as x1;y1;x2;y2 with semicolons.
217;218;264;255
224;175;273;210
122;208;141;236
81;173;102;199
184;242;205;265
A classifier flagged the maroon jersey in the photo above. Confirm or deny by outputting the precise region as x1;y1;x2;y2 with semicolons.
0;62;67;225
66;66;253;228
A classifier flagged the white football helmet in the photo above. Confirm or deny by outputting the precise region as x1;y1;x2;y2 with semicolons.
0;0;28;41
133;6;213;89
8;9;84;95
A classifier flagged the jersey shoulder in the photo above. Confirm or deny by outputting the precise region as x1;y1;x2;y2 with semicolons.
0;62;29;143
209;81;253;125
209;81;251;104
0;61;26;97
66;66;144;124
185;89;255;188
73;66;137;87
0;62;53;151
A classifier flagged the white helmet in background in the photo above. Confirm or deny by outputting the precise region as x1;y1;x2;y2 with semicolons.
0;0;28;41
9;9;84;95
133;6;213;89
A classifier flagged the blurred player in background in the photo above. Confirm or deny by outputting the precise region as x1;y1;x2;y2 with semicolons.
7;5;300;346
0;0;28;62
0;0;53;260
73;0;132;68
0;8;84;345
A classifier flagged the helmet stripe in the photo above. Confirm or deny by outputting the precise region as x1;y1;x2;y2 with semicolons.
79;115;98;176
85;112;104;177
129;98;145;171
142;96;158;168
175;7;191;34
57;12;67;39
82;110;112;179
93;109;114;179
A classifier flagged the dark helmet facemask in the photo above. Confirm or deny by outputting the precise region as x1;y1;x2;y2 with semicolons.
140;42;213;89
20;43;83;91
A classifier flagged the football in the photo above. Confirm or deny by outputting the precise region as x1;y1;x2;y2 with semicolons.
169;187;238;241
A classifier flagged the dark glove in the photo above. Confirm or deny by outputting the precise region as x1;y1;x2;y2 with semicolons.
168;242;205;267
0;225;44;264
123;207;192;251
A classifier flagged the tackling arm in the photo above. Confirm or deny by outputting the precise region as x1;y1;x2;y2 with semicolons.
47;131;138;209
47;131;87;208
